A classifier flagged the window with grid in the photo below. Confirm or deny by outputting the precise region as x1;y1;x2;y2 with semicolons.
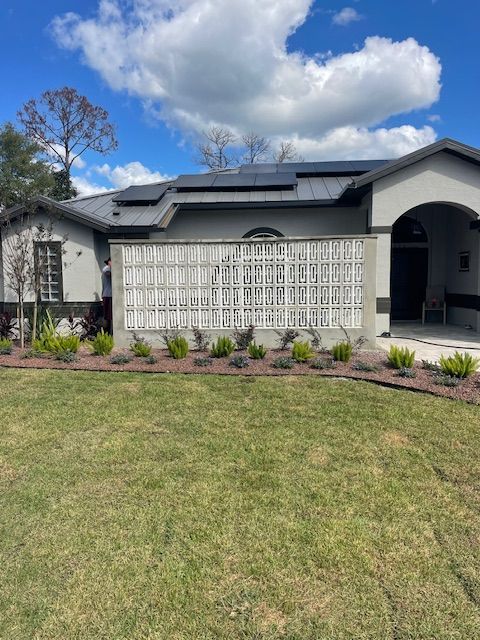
34;242;63;302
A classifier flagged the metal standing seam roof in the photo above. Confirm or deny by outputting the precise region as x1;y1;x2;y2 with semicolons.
63;175;357;228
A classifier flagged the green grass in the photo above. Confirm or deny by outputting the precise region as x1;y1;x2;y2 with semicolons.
0;369;480;639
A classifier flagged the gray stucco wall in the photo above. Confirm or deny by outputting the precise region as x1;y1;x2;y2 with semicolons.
164;206;366;240
1;213;102;305
370;152;480;333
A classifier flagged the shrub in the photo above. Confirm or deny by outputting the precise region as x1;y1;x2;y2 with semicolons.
110;353;132;365
210;336;235;358
68;310;100;341
230;355;250;368
130;333;152;357
422;359;440;372
167;336;189;359
304;326;323;351
21;348;45;359
332;341;353;363
292;340;315;363
272;356;295;369
434;373;461;387
0;312;15;340
397;367;416;378
352;361;380;372
438;351;479;379
34;330;81;355
194;356;213;367
274;328;300;350
89;330;114;356
247;341;267;359
158;327;182;347
232;325;255;350
55;350;77;363
339;327;367;352
310;357;336;370
145;355;157;365
192;327;211;351
0;338;13;355
387;345;415;369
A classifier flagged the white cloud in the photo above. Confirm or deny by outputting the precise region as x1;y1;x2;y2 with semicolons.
93;161;173;188
71;175;109;197
52;0;442;159
427;114;442;123
288;125;437;160
332;7;362;26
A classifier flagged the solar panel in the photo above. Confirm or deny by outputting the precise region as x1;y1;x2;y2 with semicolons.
276;162;314;174
349;160;390;172
255;172;297;188
174;174;217;190
112;184;169;203
212;174;256;188
239;163;279;174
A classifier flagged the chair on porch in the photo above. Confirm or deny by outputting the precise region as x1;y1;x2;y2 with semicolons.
422;285;447;325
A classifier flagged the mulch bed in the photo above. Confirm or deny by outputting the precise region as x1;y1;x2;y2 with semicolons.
1;346;479;404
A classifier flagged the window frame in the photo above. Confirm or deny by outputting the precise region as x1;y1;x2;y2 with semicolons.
242;227;284;239
34;241;64;303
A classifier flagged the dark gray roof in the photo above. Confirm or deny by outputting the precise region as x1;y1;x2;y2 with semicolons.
17;140;476;231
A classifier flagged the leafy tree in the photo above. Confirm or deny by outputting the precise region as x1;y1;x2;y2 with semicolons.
18;86;117;187
0;123;54;210
50;169;78;201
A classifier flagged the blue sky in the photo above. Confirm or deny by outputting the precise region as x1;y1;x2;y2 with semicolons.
1;1;478;195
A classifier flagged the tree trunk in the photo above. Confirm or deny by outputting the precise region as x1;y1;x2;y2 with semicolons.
32;297;38;343
19;299;24;349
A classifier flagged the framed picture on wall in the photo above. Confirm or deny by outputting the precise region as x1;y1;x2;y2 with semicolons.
459;251;470;272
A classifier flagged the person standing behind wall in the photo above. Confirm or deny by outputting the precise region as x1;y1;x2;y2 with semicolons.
102;257;113;334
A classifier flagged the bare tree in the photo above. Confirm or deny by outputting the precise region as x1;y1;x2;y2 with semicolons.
18;87;117;197
273;141;304;163
196;126;238;170
241;132;270;164
2;206;80;346
2;213;34;347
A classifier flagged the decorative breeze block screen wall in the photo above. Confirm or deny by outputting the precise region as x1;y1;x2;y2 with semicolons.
121;239;366;331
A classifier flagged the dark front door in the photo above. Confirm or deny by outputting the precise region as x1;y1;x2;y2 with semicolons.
391;247;428;321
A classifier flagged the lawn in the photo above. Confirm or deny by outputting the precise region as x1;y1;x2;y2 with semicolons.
0;370;479;639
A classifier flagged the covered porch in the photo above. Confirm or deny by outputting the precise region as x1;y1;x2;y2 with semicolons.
377;321;480;361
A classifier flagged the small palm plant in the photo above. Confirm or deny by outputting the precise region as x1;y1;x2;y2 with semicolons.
167;336;189;359
291;340;315;363
247;341;267;359
331;341;353;363
210;336;236;358
387;345;415;369
439;351;479;378
88;330;114;356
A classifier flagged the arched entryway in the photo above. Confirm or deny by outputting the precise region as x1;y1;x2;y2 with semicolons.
391;216;428;320
390;202;479;327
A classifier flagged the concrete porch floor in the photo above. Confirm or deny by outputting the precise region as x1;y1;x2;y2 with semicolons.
376;322;480;362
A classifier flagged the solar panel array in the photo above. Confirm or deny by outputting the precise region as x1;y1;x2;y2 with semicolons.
174;172;298;191
239;160;389;176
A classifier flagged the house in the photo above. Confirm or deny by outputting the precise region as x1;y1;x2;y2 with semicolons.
1;138;479;347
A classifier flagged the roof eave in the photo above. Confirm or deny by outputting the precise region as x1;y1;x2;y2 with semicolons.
352;138;480;188
2;195;111;232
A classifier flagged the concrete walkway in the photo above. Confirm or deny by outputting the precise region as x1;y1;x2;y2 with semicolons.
376;322;480;362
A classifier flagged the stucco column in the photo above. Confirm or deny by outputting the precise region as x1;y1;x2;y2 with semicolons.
368;229;392;336
110;241;126;345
